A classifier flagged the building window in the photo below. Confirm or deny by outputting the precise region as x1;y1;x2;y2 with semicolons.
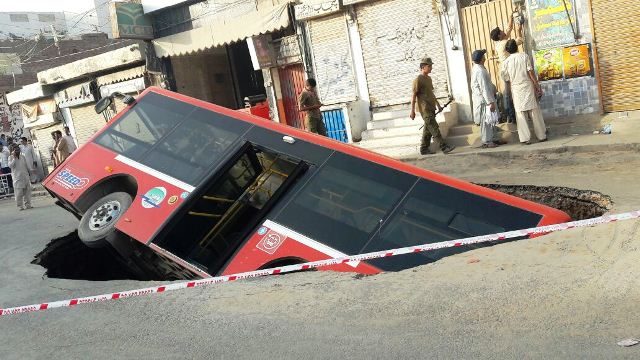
38;14;56;22
9;14;29;22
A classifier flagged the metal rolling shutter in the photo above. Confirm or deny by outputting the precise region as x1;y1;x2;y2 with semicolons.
308;13;357;105
355;0;448;106
591;0;640;112
70;104;109;146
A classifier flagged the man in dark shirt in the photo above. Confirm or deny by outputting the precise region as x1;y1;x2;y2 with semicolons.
410;57;455;155
298;78;327;137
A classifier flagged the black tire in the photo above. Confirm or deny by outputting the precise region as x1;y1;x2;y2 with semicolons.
78;192;132;248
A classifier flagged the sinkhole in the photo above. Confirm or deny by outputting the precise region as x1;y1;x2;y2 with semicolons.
477;184;613;220
32;231;144;281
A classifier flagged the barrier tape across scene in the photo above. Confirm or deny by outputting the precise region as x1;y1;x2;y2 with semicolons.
2;210;639;317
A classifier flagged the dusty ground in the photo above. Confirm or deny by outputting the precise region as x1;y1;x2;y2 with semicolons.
1;149;639;359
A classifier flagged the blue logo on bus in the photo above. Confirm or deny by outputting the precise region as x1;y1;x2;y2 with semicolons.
54;169;89;190
141;187;167;209
257;226;268;235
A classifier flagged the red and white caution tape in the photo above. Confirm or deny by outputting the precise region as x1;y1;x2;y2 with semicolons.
2;210;639;317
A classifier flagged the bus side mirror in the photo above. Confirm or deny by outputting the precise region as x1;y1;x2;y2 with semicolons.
95;96;113;114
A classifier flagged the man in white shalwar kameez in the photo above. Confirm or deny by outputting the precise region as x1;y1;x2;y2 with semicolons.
19;137;37;183
8;147;32;210
500;39;547;144
471;49;502;148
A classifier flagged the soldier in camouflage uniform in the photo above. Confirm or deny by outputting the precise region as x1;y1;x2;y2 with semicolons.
409;57;455;155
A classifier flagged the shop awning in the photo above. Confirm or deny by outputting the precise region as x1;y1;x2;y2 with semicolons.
96;65;146;86
54;82;95;108
153;0;291;58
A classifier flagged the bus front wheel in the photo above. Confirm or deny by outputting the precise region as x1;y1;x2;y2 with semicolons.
78;192;132;248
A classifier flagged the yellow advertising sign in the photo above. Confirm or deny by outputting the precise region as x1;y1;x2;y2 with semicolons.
563;44;592;78
534;48;563;81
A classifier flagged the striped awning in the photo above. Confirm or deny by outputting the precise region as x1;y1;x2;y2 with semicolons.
96;65;146;86
153;0;291;58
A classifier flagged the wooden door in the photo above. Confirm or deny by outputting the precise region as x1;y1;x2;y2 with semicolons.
278;64;307;130
460;0;517;92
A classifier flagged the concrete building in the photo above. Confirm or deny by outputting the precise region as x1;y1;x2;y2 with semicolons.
0;12;67;39
141;0;639;158
94;0;114;38
1;35;138;176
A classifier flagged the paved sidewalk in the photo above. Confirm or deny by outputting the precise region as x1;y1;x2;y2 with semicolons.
400;111;639;160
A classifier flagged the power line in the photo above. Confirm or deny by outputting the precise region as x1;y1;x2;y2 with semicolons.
153;0;255;33
66;1;111;35
18;40;130;65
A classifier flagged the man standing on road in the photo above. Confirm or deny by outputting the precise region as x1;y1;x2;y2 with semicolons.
490;9;523;123
19;137;38;183
410;57;455;155
501;39;546;145
8;147;31;210
0;140;12;192
471;49;503;148
63;126;77;154
298;78;327;137
54;130;70;164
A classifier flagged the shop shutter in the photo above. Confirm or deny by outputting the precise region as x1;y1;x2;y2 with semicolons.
70;104;110;146
308;13;357;105
591;0;640;112
355;0;448;107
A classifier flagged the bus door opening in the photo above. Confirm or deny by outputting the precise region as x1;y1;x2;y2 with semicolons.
158;143;307;275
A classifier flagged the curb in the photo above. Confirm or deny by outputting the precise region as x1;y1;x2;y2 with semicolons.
400;141;640;162
0;190;49;201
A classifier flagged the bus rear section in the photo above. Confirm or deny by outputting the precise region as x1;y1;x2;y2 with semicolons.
43;87;571;280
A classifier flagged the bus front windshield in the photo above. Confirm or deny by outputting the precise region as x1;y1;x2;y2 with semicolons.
94;92;252;185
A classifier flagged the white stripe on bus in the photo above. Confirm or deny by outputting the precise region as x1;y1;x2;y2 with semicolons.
263;220;359;268
115;155;195;192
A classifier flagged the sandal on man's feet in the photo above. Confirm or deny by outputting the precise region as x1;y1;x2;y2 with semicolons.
521;141;531;145
481;143;498;148
442;145;456;154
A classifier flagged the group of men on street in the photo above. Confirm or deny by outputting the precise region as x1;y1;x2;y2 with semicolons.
1;135;38;210
51;127;77;167
297;64;457;156
297;11;546;155
0;126;77;211
474;10;547;147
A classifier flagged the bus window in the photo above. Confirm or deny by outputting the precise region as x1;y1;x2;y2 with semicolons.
95;94;252;185
141;108;251;185
95;92;194;158
362;178;542;271
274;152;416;254
158;144;306;274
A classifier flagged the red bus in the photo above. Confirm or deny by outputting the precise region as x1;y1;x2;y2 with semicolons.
43;87;570;280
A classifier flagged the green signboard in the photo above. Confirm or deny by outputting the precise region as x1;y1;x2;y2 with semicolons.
111;2;154;40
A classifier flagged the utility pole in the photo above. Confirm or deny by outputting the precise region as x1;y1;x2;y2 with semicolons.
50;25;61;56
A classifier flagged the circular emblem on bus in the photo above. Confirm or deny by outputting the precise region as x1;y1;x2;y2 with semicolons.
180;191;190;199
167;195;178;205
263;233;282;251
141;187;167;209
257;226;268;235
